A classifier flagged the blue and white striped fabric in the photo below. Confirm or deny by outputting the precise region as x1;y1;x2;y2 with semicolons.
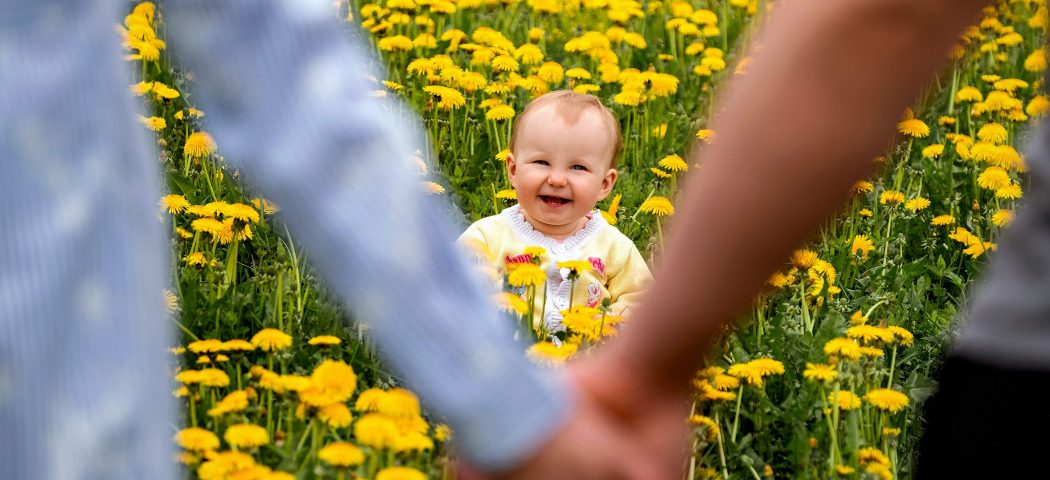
0;1;570;477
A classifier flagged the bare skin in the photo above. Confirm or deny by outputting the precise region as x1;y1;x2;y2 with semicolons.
468;0;992;478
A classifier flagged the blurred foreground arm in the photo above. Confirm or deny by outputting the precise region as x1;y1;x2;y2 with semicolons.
163;1;569;470
602;0;992;397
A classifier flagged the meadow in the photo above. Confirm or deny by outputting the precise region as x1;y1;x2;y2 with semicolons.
123;0;1047;478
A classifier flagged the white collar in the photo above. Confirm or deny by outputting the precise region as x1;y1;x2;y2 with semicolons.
501;204;607;254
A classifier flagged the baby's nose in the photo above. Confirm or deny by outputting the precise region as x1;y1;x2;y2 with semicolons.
547;172;567;186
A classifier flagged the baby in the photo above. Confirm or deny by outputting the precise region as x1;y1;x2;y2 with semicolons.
459;90;652;335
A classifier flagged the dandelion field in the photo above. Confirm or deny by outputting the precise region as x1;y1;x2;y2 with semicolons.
124;0;1047;478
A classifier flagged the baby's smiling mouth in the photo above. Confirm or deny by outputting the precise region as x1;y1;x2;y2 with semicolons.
539;195;572;207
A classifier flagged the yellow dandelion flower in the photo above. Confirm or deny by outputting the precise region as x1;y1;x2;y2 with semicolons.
507;263;546;287
938;116;956;126
879;190;905;204
250;328;292;352
977;166;1011;190
651;123;669;139
647;73;679;97
711;374;740;391
434;424;453;442
224;423;268;449
651;167;672;178
689;414;720;442
493;189;517;202
572;84;601;94
318;403;354;428
376;467;427;480
984;90;1016;111
1027;95;1050;117
858;447;891;466
301;360;357;406
491;55;520;72
187;339;224;354
613;89;644;106
557;261;594;279
161;194;190;214
208;390;249;417
827;390;862;410
223;339;255;352
422;85;466;110
859;208;873;217
850;310;868;325
748;358;785;376
175;427;220;452
727;363;763;386
850;235;875;260
196;368;229;388
537;62;564;83
565;67;592;80
767;270;795;288
151;82;180;100
824;338;862;360
1025;48;1047;72
354;413;401;449
897;118;930;137
853;180;875;193
836;465;855;475
860;346;885;358
639;196;675;216
922;144;945;158
378;35;414;52
955;86;983;103
601;193;621;225
996;183;1022;199
992;208;1015;227
904;197;931;212
864;388;909;413
790;249;819;269
887;326;914;346
319;442;365;467
977;123;1009;144
697;380;737;402
138;115;166;131
993;78;1028;92
184;132;216;158
931;215;955;226
527;341;578;365
485;104;515;121
803;363;837;383
376;389;422;419
695;128;716;144
494;292;529;316
308;335;341;346
658;154;688;172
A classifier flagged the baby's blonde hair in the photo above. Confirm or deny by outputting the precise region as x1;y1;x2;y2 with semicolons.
509;90;623;168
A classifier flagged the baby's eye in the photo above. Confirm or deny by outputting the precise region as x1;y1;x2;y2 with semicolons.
571;164;588;171
534;160;549;166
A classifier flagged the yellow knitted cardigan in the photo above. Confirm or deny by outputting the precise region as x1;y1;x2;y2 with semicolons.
459;205;653;332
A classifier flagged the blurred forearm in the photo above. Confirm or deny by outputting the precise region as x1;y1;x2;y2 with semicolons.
608;0;990;393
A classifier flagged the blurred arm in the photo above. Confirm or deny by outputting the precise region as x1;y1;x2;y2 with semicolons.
163;0;571;470
604;0;991;396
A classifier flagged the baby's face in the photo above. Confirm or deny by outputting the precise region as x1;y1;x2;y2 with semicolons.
507;105;618;238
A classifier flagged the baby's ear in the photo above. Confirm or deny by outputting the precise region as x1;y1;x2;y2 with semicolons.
505;153;517;182
599;168;619;199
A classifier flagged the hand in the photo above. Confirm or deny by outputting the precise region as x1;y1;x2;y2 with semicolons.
459;354;692;480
